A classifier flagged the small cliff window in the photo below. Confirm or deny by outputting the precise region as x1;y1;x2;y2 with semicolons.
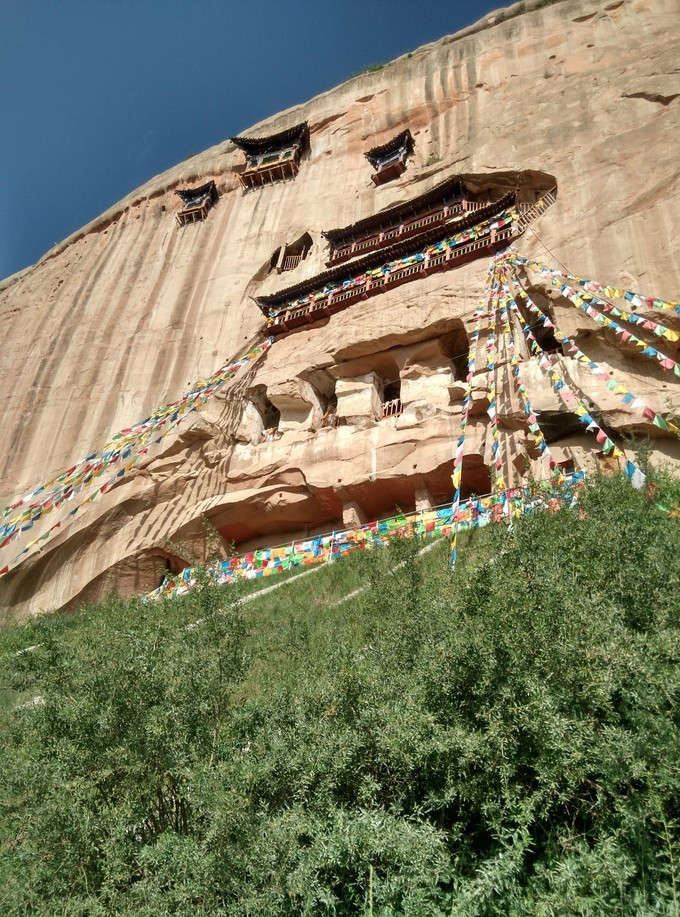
441;325;471;383
246;388;282;444
175;181;218;227
231;122;309;191
320;394;339;429
514;292;562;355
534;323;562;355
381;379;403;418
260;397;281;443
272;232;313;273
365;129;414;186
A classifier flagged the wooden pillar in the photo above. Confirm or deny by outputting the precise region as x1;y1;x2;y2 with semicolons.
275;243;287;274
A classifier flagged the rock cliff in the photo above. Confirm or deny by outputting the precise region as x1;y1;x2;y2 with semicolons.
1;0;679;618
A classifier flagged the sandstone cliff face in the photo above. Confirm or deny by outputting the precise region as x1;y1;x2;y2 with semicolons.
1;0;679;618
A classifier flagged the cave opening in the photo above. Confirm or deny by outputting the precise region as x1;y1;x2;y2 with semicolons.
381;379;403;418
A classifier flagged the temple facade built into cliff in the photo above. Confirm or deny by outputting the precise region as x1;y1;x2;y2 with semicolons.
0;0;678;617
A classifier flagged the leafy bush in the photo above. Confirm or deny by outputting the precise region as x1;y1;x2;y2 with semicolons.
350;61;387;79
1;473;678;914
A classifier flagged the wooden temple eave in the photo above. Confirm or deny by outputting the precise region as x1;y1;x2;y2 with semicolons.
231;122;309;191
174;180;219;227
365;129;414;168
321;181;527;266
230;121;309;156
323;176;465;244
323;198;502;266
364;128;414;186
321;169;555;253
264;226;516;338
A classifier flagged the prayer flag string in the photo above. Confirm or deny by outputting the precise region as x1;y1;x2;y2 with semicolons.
500;265;680;437
0;339;273;576
485;274;506;493
449;262;495;569
506;254;680;376
506;253;680;316
1;337;272;537
497;277;563;480
503;274;629;463
151;473;587;601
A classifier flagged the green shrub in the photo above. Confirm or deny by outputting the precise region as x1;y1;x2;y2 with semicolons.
351;61;386;79
1;473;678;913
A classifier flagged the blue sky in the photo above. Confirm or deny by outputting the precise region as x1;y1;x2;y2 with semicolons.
0;0;501;281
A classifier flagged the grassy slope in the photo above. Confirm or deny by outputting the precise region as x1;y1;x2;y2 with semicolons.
0;473;678;915
0;525;482;711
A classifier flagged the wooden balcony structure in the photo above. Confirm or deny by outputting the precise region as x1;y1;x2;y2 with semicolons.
231;122;309;191
322;176;496;266
324;172;558;266
381;398;403;419
282;253;303;272
366;129;414;186
175;181;218;227
257;194;519;339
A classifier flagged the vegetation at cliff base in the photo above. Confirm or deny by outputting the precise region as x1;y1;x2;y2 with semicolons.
1;472;679;915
